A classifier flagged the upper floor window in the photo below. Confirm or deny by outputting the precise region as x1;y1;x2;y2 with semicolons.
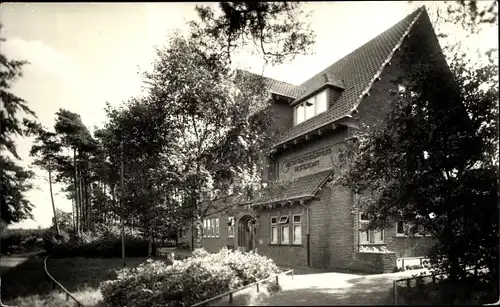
294;90;328;125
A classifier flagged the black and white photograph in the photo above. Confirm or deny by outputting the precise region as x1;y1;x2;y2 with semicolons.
0;1;498;306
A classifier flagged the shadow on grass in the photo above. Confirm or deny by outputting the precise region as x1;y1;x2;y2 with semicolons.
1;256;169;301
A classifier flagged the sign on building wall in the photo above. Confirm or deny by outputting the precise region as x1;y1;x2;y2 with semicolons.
282;146;333;174
278;137;347;182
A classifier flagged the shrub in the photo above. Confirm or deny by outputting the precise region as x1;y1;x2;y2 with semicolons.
47;233;156;258
1;228;49;254
100;247;281;307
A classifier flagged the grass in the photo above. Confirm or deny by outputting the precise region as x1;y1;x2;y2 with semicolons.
1;256;170;307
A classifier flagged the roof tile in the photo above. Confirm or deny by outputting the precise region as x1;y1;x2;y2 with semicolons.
253;169;333;206
276;7;423;144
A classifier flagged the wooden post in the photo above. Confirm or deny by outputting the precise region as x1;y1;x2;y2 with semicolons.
393;280;398;305
229;293;233;304
291;269;294;280
276;275;279;285
402;259;405;270
256;283;260;293
406;279;410;288
432;275;436;283
66;293;69;301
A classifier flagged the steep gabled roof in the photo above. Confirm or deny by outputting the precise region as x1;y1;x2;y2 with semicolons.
276;6;425;145
237;70;303;99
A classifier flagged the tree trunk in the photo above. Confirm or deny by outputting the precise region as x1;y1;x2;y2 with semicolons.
74;147;80;234
78;163;85;232
48;164;60;236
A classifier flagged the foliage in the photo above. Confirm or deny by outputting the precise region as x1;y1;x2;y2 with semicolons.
0;24;37;226
46;232;156;258
144;32;277;248
189;1;315;65
100;247;280;307
341;20;498;284
51;209;73;232
1;228;48;254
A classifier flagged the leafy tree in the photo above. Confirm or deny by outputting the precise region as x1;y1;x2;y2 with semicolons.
0;23;37;227
189;1;315;65
341;39;498;287
144;33;276;249
30;124;63;235
53;109;97;234
52;209;73;232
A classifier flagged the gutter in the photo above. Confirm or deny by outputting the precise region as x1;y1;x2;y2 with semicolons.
298;202;311;268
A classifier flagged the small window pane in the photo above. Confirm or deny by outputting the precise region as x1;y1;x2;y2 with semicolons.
293;215;301;223
293;225;302;244
215;218;220;237
359;230;369;244
316;90;327;114
271;226;278;244
207;219;211;237
305;99;315;120
278;216;289;224
396;221;405;235
281;225;289;244
270;217;277;224
295;104;304;125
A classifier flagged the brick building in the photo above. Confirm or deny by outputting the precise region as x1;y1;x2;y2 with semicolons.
179;6;442;273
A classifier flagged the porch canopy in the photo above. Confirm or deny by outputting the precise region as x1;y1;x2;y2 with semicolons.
252;169;334;209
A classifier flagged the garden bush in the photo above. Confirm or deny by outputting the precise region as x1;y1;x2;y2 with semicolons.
100;247;281;307
47;233;156;258
1;228;49;254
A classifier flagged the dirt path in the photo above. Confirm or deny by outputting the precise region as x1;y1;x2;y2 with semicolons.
254;269;429;306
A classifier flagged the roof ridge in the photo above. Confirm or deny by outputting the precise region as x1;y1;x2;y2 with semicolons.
238;69;299;86
297;6;424;88
349;6;424;114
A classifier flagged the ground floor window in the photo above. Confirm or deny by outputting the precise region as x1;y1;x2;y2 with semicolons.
359;212;384;244
281;225;289;244
270;216;278;244
227;217;235;238
292;214;302;244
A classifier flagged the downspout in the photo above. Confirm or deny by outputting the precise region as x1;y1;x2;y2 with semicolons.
299;202;311;268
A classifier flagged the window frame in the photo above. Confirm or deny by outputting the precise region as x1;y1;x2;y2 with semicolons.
359;211;384;244
215;218;220;238
203;220;207;238
396;221;425;237
270;216;278;245
292;214;302;245
227;217;235;238
278;216;289;224
280;224;290;244
293;89;328;126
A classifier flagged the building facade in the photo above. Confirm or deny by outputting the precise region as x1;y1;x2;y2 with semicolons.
179;6;442;273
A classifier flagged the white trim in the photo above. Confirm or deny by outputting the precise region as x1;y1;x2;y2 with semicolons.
278;215;289;224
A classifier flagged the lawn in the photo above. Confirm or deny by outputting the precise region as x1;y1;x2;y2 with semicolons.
1;256;170;307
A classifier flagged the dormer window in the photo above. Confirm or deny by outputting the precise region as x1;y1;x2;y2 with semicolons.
294;89;328;126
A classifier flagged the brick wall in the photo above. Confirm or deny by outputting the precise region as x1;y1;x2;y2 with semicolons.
256;204;308;268
353;252;397;273
385;224;436;258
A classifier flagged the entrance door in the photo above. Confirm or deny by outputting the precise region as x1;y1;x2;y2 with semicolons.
237;215;255;252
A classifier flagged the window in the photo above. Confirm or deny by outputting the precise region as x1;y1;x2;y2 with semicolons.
278;216;289;224
396;221;425;237
215;218;220;238
359;212;384;244
396;221;405;236
292;214;302;244
227;217;235;238
281;225;290;244
203;220;207;238
293;89;328;126
270;216;278;244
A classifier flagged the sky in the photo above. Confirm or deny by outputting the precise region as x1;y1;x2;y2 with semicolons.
1;2;497;229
